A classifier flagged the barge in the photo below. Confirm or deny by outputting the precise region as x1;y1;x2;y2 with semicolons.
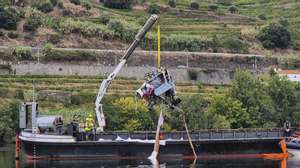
19;128;287;160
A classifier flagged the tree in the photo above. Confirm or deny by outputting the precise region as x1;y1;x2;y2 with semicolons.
208;4;218;11
257;23;291;49
267;75;299;124
208;95;251;128
113;97;155;131
228;5;238;13
0;6;20;30
33;0;54;13
0;100;19;142
190;1;199;10
229;70;275;127
168;0;176;8
147;4;160;14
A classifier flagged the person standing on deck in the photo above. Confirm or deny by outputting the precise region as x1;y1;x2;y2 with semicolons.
85;114;95;140
55;117;64;135
284;120;291;137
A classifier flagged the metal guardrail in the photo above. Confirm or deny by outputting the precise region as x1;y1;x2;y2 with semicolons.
96;129;285;141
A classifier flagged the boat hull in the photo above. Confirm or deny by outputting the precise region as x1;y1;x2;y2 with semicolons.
21;138;284;160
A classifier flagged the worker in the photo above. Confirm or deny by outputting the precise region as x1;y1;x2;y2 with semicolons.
284;120;291;137
85;114;95;140
55;117;64;135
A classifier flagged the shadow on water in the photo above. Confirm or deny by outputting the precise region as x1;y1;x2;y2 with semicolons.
0;145;297;168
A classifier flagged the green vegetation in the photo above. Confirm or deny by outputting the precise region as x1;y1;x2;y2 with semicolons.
103;0;133;9
1;69;300;142
258;23;291;49
0;6;21;30
32;0;54;13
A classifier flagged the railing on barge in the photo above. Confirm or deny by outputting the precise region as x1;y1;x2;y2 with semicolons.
94;128;285;141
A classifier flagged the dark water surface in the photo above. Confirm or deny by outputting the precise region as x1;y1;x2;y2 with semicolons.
1;145;299;168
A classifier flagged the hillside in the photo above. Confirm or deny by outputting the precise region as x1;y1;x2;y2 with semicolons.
0;0;299;55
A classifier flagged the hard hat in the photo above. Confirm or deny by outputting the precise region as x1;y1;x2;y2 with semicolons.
88;114;93;118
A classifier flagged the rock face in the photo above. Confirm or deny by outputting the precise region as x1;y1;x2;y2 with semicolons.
37;90;71;104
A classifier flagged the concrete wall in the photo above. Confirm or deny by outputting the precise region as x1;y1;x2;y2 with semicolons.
12;63;235;84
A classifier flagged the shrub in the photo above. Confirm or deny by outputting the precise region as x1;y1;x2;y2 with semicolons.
42;43;54;58
33;0;54;13
257;23;291;49
147;4;160;14
258;14;267;20
57;1;64;9
216;0;232;6
222;37;248;53
23;17;42;31
279;17;289;27
99;15;110;24
70;0;81;5
0;31;5;37
81;0;92;10
7;32;19;38
168;0;176;8
103;0;133;9
15;89;24;100
108;19;125;36
57;18;113;38
188;69;198;80
190;1;199;10
0;6;20;30
50;0;58;6
10;46;33;60
228;5;238;13
208;4;218;11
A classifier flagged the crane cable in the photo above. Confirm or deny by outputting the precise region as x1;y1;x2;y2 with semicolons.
156;24;197;159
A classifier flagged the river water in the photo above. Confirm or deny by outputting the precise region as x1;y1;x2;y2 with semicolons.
1;145;300;168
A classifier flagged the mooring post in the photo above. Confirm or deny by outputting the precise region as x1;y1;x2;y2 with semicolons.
15;133;20;160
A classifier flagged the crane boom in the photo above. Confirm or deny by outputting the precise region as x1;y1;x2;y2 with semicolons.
95;15;159;130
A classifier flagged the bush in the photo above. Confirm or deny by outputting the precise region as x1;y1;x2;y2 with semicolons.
81;0;92;10
103;0;133;9
228;5;238;13
33;0;54;13
222;37;248;53
216;0;232;6
187;69;198;80
99;15;110;24
10;46;33;60
258;14;267;20
147;4;160;14
257;23;291;49
70;0;81;5
57;18;113;38
57;1;64;9
0;6;20;30
42;43;54;58
108;19;125;36
7;32;19;38
208;4;218;11
168;0;176;8
190;1;199;10
23;17;42;31
50;0;58;6
0;31;5;37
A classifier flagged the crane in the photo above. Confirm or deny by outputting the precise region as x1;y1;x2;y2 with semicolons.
95;15;158;131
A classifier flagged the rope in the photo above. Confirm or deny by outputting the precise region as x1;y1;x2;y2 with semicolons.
158;97;197;159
